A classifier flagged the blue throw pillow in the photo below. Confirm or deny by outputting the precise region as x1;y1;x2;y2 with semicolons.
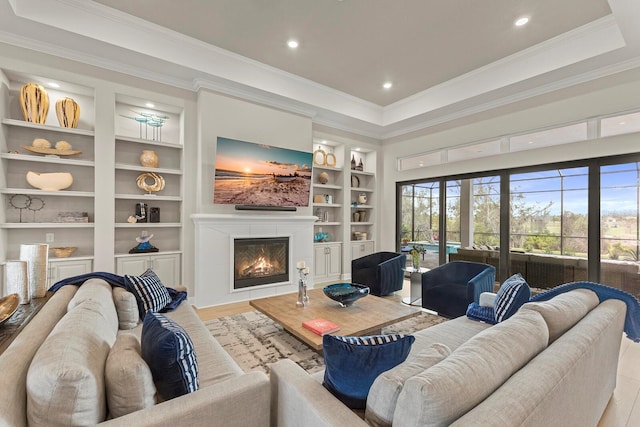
125;269;172;318
141;312;199;400
494;273;531;322
322;334;415;409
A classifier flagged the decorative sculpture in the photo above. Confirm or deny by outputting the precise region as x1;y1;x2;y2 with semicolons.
55;97;80;128
129;230;159;254
19;83;49;124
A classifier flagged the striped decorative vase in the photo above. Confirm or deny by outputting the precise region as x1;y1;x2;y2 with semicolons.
55;97;81;128
19;244;49;298
19;83;49;124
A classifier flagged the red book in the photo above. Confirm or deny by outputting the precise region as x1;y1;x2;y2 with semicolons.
302;318;340;336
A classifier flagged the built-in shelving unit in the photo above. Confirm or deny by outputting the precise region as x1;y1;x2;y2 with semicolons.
0;72;96;276
309;141;379;283
0;68;185;291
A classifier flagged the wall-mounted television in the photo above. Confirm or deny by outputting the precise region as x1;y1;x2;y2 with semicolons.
213;137;313;208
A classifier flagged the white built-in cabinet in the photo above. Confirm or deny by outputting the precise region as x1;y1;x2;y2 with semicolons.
48;258;93;287
310;140;377;283
115;252;181;287
313;242;342;283
0;68;185;293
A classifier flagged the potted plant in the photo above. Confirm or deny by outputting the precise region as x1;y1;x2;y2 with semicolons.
409;245;425;269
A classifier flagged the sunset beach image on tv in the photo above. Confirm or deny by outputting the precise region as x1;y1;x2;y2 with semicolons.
213;137;313;207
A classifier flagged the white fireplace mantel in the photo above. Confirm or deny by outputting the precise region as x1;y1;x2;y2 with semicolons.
191;214;316;308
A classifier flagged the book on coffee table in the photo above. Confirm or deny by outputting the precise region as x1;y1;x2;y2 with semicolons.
302;318;340;336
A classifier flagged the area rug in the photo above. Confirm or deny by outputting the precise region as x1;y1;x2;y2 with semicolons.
204;310;447;375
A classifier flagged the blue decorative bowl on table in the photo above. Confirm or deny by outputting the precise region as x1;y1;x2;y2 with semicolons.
323;283;370;307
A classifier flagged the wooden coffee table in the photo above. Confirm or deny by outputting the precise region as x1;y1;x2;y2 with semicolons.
249;287;421;351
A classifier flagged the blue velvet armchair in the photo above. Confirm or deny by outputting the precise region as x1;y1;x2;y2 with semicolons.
421;261;495;318
351;252;406;296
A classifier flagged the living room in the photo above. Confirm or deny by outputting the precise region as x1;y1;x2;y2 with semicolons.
1;1;640;426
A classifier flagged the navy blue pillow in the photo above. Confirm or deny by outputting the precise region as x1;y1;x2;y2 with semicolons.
141;312;199;400
494;273;531;322
125;269;172;318
322;334;415;409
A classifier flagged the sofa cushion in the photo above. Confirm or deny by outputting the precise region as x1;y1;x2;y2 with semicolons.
105;333;156;418
125;269;171;318
494;273;531;322
141;312;199;400
112;286;139;329
67;277;119;331
365;343;450;427
394;309;548;426
27;298;117;426
521;289;599;343
322;334;415;410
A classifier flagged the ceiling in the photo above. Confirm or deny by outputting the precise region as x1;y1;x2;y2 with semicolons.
1;0;640;139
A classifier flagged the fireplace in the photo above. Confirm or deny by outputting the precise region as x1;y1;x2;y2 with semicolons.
233;237;290;290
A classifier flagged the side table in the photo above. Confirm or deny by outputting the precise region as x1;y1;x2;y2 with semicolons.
0;292;52;355
402;267;429;306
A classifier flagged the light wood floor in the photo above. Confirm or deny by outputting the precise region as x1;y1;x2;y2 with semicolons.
193;280;640;426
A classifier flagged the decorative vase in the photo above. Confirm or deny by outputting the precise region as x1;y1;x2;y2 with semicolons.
5;260;30;304
140;150;159;168
411;252;420;270
351;154;356;170
20;244;49;298
55;97;80;128
357;193;367;204
19;83;49;124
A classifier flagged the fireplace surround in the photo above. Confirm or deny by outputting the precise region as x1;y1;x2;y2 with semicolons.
191;214;316;307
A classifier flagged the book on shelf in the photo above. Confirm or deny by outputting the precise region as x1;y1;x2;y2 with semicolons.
302;318;340;336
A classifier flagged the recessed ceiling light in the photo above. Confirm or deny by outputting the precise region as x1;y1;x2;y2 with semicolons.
145;102;155;108
515;17;529;27
619;121;626;125
48;82;60;88
355;148;361;152
287;40;299;49
383;82;393;89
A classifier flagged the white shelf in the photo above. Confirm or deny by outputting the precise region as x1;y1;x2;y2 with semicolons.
350;204;373;209
351;186;374;192
115;222;182;228
114;250;182;258
0;188;95;197
114;193;182;201
2;118;95;136
350;169;374;176
49;255;94;263
313;183;342;190
0;222;94;229
114;163;182;175
351;222;374;226
0;153;95;167
115;134;182;149
314;222;341;226
313;165;342;172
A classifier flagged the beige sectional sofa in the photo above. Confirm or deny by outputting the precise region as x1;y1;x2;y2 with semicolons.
271;289;626;427
0;279;270;427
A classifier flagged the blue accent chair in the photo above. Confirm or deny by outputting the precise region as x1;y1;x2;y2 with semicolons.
421;261;496;318
351;252;406;296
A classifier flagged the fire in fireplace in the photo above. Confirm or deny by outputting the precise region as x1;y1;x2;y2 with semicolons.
233;237;289;289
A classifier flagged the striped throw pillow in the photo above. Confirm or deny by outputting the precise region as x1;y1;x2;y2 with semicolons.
124;269;172;318
141;312;199;400
494;273;531;322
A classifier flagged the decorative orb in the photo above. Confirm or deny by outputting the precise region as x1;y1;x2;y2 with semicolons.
32;138;51;149
26;171;73;191
318;171;330;184
55;140;72;151
323;283;370;307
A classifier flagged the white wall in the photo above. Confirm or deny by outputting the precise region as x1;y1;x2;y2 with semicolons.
196;89;313;214
379;68;640;251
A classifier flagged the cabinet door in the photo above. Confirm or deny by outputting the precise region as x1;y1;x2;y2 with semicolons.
116;257;149;277
49;260;93;286
314;245;329;278
150;254;181;287
351;242;374;260
327;244;342;277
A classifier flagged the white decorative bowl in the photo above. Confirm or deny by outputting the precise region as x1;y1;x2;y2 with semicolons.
26;171;73;191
